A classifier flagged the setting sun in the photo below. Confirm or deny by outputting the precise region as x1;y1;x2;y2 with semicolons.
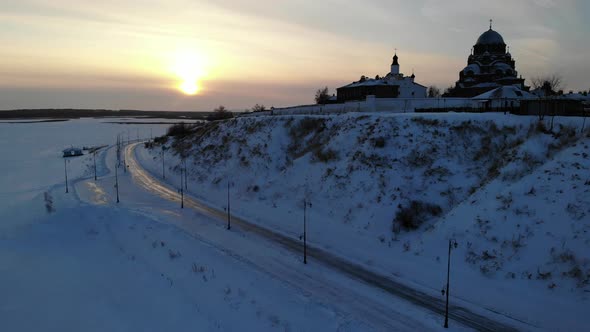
169;49;208;95
179;80;200;95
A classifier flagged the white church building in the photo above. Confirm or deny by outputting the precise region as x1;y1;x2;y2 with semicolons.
336;52;427;102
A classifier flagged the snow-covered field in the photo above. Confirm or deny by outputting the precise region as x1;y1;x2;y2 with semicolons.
138;112;590;331
0;117;456;331
0;118;169;211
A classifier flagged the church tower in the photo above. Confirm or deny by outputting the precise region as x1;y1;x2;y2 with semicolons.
390;52;400;75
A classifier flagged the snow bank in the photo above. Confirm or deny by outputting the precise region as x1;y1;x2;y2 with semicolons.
139;112;590;330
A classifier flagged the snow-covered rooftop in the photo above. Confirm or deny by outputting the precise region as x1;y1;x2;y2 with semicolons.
472;86;537;100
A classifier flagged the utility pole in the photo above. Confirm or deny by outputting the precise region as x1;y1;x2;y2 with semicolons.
162;148;165;179
183;158;188;190
123;145;127;173
443;239;458;328
116;134;121;166
64;158;69;193
115;161;120;203
303;199;312;264
93;151;97;181
180;165;184;209
227;181;231;230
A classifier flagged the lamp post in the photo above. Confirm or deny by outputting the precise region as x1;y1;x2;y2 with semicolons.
93;151;97;181
115;161;120;203
183;158;188;190
179;165;184;209
442;239;458;328
116;134;121;165
123;146;127;173
303;199;312;264
227;181;231;230
64;158;69;193
161;147;165;179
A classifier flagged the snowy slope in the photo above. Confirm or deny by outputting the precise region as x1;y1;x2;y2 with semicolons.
1;118;456;331
138;112;590;330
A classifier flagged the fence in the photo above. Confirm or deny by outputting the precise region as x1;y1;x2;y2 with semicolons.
246;97;475;117
241;97;587;118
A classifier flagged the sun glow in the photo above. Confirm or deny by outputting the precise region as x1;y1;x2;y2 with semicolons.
170;49;209;95
179;80;200;95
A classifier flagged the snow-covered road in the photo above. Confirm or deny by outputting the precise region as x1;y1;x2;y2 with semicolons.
73;141;531;331
73;142;453;331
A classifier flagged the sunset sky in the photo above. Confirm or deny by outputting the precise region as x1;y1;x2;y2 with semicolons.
1;0;588;111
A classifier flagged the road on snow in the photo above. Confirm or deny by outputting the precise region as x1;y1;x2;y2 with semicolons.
120;142;525;332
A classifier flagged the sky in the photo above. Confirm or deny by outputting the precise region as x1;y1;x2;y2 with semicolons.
0;0;588;111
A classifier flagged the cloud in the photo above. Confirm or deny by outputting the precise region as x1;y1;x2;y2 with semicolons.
0;0;588;110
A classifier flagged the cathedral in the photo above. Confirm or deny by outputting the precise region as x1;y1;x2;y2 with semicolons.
445;21;528;98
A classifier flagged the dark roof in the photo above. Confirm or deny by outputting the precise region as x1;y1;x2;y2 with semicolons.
338;79;399;89
476;29;505;45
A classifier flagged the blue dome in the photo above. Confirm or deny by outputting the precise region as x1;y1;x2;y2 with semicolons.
476;29;505;45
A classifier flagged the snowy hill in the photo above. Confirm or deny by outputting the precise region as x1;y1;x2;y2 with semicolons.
137;112;590;330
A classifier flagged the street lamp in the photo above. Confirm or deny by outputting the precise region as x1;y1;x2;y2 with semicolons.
161;147;166;179
303;199;312;264
183;158;188;191
64;158;69;193
123;146;127;173
442;239;458;328
115;160;120;203
179;164;184;209
116;134;121;165
226;181;233;230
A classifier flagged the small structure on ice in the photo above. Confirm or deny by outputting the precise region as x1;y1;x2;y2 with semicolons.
62;147;83;157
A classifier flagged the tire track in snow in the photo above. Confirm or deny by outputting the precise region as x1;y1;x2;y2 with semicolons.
126;142;525;332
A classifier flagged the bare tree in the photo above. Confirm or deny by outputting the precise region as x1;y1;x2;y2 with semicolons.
315;86;330;104
530;74;563;96
251;104;266;112
427;85;441;98
207;105;233;121
443;85;455;96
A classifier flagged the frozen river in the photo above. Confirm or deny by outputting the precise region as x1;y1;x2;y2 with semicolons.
0;118;179;211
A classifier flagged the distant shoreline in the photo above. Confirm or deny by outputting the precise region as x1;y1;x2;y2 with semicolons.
102;121;202;125
0;119;69;123
0;109;212;120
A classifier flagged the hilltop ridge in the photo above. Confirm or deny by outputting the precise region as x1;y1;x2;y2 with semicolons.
137;112;590;329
